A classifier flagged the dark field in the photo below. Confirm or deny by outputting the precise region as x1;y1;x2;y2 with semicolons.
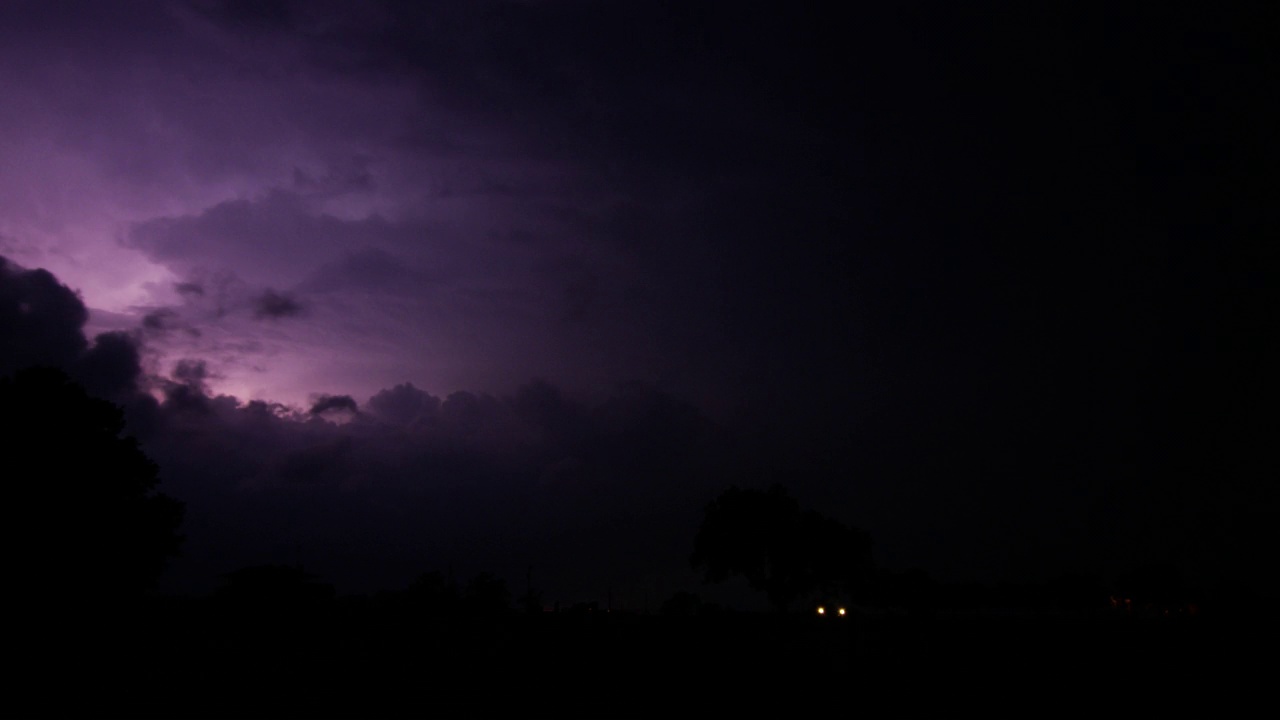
11;600;1256;717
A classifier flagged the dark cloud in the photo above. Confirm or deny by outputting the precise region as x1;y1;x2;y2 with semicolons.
2;260;723;603
174;282;205;297
0;256;89;377
366;382;440;427
1;2;1272;607
172;359;214;392
194;0;296;34
509;379;583;443
588;381;707;469
242;399;293;419
432;390;546;451
1;256;148;405
0;257;751;605
192;270;248;320
291;157;376;195
142;308;179;332
309;393;358;416
298;248;436;296
304;2;859;186
252;289;304;320
161;382;216;417
130;370;729;601
74;331;143;401
273;437;355;486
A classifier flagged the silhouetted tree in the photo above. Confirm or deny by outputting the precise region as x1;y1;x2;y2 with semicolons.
659;590;704;617
464;571;510;615
0;366;183;606
408;569;460;615
691;485;873;612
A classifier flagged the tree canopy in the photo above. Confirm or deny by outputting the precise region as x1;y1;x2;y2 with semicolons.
0;366;183;604
691;485;873;611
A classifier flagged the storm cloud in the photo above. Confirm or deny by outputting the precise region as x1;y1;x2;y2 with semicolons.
0;1;1273;603
1;254;732;600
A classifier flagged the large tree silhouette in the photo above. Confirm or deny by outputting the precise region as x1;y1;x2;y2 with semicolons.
0;366;183;605
691;485;873;611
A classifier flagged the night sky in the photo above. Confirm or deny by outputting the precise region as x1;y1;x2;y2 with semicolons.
1;1;1273;606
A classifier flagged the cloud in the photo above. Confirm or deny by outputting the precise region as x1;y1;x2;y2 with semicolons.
123;190;411;288
366;382;440;427
1;255;149;405
309;393;358;416
172;358;216;392
4;3;1265;605
0;256;90;376
272;437;355;486
142;308;180;332
6;247;1236;604
75;331;143;401
298;248;436;296
132;370;728;599
174;282;205;297
194;0;296;34
252;289;304;320
291;157;376;195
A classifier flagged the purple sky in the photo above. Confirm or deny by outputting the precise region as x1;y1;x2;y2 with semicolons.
2;1;732;410
1;1;1273;602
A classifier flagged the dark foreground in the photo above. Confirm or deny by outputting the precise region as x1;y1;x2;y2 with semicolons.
9;600;1263;717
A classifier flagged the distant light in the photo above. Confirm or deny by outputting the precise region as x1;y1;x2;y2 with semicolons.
816;606;825;615
838;607;846;616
